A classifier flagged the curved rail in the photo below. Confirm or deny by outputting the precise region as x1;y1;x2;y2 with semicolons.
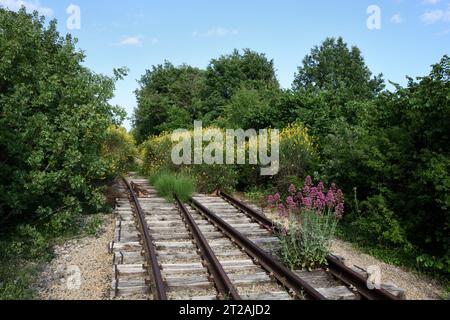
174;195;241;300
218;190;401;301
123;178;167;300
190;198;326;300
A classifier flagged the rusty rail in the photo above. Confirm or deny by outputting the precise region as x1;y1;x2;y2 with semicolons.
218;190;401;301
174;195;241;300
190;198;326;300
326;255;400;300
218;191;281;232
123;178;167;300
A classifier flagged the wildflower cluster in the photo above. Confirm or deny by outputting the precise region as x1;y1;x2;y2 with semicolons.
268;176;345;219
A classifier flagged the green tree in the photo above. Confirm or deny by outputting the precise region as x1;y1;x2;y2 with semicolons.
204;49;280;120
293;37;384;100
222;86;282;130
133;62;206;142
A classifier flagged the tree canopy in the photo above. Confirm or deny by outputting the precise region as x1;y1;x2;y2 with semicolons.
293;37;384;100
133;62;206;142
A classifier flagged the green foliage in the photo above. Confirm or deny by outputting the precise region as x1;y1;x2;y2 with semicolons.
276;123;317;190
153;172;196;202
102;126;137;178
192;164;238;193
222;86;282;130
351;195;411;249
82;215;104;237
131;37;450;279
322;56;450;277
279;211;338;271
204;49;279;119
0;9;127;298
133;62;206;142
293;37;384;100
140;130;239;193
0;9;124;230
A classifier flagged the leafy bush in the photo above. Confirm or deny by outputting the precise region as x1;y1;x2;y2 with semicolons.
276;123;317;189
0;9;127;298
268;177;344;270
141;128;240;193
102;126;137;178
0;9;125;232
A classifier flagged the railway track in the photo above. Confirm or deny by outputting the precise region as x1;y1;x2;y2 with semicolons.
110;174;404;300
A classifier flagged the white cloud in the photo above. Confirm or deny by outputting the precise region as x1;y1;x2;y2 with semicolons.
422;0;441;4
115;36;143;47
390;13;403;24
420;9;450;24
0;0;53;17
193;27;239;37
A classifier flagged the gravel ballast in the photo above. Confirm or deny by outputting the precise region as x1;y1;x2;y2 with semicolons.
35;214;115;300
330;239;445;300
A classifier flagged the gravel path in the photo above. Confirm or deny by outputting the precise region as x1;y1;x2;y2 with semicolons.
35;214;115;300
330;239;445;300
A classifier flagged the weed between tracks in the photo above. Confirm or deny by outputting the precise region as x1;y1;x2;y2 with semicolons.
151;171;196;202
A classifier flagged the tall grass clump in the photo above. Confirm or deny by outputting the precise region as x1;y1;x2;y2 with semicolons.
152;172;195;202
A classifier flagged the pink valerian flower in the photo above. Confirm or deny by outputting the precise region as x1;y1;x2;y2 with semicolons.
305;176;313;187
286;196;297;209
309;187;318;200
336;189;344;203
317;182;324;193
288;184;297;194
266;177;345;219
314;191;326;212
335;202;344;219
302;196;312;210
326;189;336;208
274;193;281;202
303;185;310;195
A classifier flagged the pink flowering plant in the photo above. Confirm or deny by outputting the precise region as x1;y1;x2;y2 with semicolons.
268;176;345;270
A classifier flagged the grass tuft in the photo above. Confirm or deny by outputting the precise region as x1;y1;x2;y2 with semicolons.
152;172;195;202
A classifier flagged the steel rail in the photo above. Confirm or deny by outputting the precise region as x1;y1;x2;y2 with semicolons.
218;190;401;301
190;198;327;300
123;178;167;300
326;255;400;300
218;191;281;232
174;195;241;300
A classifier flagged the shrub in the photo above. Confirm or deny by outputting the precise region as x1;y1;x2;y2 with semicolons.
141;128;240;193
276;123;318;189
0;9;126;231
102;126;137;178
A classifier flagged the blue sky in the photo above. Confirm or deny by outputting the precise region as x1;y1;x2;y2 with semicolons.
1;0;449;129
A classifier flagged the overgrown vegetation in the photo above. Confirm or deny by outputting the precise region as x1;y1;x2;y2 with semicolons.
133;38;449;279
140;124;315;193
151;171;195;202
269;178;344;270
0;9;135;299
